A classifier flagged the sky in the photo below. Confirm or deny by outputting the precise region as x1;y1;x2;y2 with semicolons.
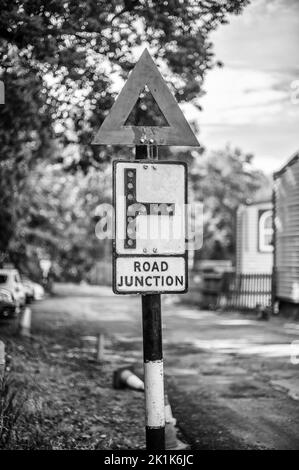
188;0;299;174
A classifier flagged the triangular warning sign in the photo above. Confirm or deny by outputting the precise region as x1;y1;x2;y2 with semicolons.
92;49;199;146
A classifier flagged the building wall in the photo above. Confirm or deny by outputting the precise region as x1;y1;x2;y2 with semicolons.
274;157;299;303
236;202;273;274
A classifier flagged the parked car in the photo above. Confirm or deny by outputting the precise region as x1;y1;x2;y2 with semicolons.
26;280;45;300
0;268;26;309
0;287;16;319
33;282;45;300
21;277;35;303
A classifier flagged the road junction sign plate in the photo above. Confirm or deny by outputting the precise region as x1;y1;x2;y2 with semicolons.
113;160;188;294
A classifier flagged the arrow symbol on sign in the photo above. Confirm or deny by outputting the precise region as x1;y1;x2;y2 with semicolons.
124;168;175;249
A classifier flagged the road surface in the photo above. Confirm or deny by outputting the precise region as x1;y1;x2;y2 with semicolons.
32;283;299;450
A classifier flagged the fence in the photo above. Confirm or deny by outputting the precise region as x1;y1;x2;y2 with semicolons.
219;273;272;310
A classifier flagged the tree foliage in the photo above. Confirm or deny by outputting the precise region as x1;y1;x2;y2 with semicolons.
191;146;272;261
0;0;251;273
9;159;113;280
10;145;271;281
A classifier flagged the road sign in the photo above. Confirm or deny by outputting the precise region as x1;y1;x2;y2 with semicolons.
93;49;199;452
113;160;187;294
115;257;186;293
92;49;199;147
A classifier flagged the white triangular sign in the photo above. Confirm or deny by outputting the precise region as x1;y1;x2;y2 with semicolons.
92;49;199;146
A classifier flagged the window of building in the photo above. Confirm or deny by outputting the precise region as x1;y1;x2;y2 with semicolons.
258;209;273;252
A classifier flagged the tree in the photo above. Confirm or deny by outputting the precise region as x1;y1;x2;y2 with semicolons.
0;0;250;263
15;145;270;280
9;159;113;281
190;146;272;262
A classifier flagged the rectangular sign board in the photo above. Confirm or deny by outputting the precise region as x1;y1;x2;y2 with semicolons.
113;160;188;294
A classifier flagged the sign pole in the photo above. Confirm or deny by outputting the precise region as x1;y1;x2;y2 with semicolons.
136;144;165;451
142;293;165;451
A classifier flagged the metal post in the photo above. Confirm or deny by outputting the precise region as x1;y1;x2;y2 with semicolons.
136;144;165;451
142;294;165;450
0;341;5;382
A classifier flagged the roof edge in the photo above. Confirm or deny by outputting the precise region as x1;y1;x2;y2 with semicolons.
273;151;299;179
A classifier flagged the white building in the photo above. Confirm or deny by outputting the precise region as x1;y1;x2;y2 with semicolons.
236;199;273;275
274;152;299;313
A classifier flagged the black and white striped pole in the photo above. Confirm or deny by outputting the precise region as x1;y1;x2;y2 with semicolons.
142;293;165;450
136;145;165;451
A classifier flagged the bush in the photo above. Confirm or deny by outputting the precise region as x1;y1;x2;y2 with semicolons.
0;375;25;449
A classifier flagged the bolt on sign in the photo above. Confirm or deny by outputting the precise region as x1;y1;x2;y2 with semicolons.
113;160;187;294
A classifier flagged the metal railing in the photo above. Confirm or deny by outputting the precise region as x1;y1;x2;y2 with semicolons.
219;272;272;310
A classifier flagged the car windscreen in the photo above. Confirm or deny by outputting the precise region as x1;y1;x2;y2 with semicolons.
0;275;8;284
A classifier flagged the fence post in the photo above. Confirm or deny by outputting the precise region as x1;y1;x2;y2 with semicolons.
19;307;31;337
96;333;105;362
